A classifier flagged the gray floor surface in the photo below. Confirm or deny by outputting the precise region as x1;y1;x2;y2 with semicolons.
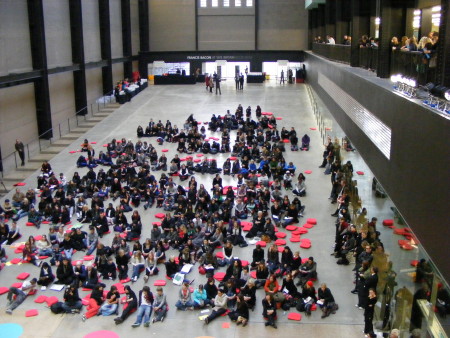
0;79;414;338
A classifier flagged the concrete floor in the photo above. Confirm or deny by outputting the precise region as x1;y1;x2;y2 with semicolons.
0;79;406;338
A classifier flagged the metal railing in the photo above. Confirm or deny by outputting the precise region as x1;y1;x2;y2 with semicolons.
359;47;378;72
390;49;438;86
0;92;115;177
312;43;351;64
306;83;327;145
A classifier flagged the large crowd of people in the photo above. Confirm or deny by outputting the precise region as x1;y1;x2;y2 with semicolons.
1;100;445;337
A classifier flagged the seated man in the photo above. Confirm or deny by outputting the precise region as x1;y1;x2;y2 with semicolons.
296;257;317;286
301;134;310;151
6;278;38;314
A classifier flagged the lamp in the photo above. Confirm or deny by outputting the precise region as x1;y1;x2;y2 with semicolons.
431;85;450;101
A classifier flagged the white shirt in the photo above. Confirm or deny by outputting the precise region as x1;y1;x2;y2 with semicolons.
328;37;336;44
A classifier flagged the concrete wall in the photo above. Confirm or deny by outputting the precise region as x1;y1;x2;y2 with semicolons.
0;84;37;156
149;0;196;51
112;63;124;85
0;0;33;76
198;15;255;50
85;68;104;106
110;0;124;59
130;0;140;55
304;52;450;282
43;0;72;68
82;0;102;63
258;0;309;50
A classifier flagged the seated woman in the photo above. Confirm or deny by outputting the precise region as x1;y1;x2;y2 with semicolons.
132;286;154;327
62;284;83;314
137;125;144;138
114;285;138;324
193;284;208;309
176;282;194;310
300;281;317;316
76;156;88;168
262;294;277;328
99;285;120;316
204;288;228;324
36;235;53;256
143;251;159;282
131;251;145;282
82;284;105;321
317;283;336;318
22;241;41;267
37;262;55;288
228;294;249;326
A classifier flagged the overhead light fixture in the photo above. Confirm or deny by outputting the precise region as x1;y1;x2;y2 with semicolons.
413;9;421;15
432;6;441;12
375;17;381;25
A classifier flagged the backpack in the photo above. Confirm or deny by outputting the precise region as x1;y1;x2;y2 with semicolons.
50;302;65;314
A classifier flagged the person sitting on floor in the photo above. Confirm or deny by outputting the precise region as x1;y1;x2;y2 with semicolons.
6;278;38;314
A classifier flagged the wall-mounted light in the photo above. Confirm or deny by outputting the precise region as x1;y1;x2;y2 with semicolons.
375;17;381;25
413;9;421;16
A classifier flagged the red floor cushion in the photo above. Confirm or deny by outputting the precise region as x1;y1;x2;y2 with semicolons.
242;225;252;231
303;223;314;229
216;252;224;259
276;117;282;120
306;218;317;225
250;271;257;279
229;157;237;161
26;222;35;227
356;171;364;175
304;170;312;174
275;232;286;238
71;260;83;266
34;235;42;241
34;295;48;303
46;296;59;307
154;280;166;286
293;228;308;235
17;272;30;280
120;277;131;283
14;248;23;254
300;238;311;243
401;243;414;250
194;159;201;163
161;149;168;152
11;282;22;288
285;225;297;231
311;304;317;311
214;272;226;281
0;287;9;295
300;241;311;249
84;255;94;261
241;260;249;267
290;237;301;243
240;221;252;227
277;246;284;253
275;239;286;246
255;241;267;247
383;219;394;226
261;112;273;115
394;228;408;236
283;139;290;143
410;260;419;267
196;154;203;157
113;283;125;294
42;221;50;224
155;213;165;219
287;312;302;321
25;309;39;317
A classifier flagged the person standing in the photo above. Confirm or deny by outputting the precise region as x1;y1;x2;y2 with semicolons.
280;70;285;84
364;288;377;336
235;73;240;90
214;74;221;95
239;73;244;90
15;139;25;166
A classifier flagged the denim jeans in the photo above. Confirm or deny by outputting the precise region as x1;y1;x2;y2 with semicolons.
7;288;26;311
135;304;152;324
100;303;118;316
175;300;194;310
86;240;98;255
132;264;145;278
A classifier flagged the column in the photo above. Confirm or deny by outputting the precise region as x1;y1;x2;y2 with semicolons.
325;0;336;41
27;0;52;138
335;0;345;44
121;0;132;78
138;0;149;78
69;0;88;116
317;4;325;40
99;0;113;94
437;0;450;86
